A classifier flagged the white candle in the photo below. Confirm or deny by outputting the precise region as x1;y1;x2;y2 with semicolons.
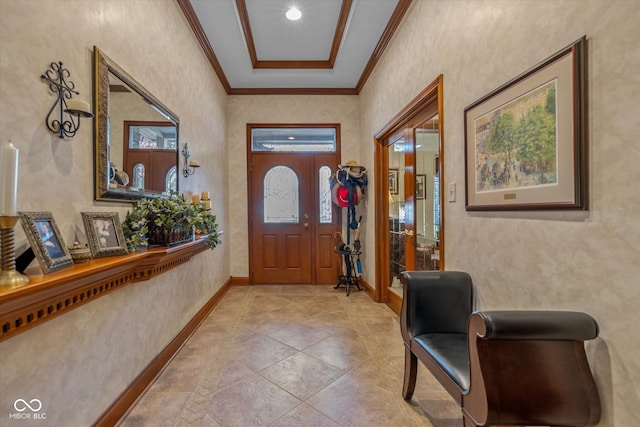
0;142;19;216
65;98;92;115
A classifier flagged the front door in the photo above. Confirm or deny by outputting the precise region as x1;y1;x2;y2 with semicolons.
122;121;178;192
250;154;313;283
248;126;341;285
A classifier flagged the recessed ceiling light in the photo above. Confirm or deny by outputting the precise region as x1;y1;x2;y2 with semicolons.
286;7;302;21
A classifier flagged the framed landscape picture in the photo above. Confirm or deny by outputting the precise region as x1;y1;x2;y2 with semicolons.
464;37;588;210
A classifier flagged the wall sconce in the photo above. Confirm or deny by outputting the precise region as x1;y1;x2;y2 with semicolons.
182;143;200;178
41;61;94;138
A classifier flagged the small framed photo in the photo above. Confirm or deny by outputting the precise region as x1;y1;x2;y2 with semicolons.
82;212;129;258
19;211;73;273
416;174;427;200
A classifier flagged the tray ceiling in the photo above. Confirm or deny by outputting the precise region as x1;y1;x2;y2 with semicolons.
179;0;411;94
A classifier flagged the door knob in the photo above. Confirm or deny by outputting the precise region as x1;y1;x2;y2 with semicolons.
304;223;309;229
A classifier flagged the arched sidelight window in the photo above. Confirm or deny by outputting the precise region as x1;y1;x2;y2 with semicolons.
132;163;145;189
166;166;177;192
264;166;299;223
319;165;332;223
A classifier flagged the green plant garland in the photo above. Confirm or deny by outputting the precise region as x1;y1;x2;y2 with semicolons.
122;193;221;252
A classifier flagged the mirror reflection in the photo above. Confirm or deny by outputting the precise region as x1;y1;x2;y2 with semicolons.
415;115;441;259
93;46;179;201
388;114;441;296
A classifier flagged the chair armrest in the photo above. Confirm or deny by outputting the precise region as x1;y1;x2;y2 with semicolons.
464;310;601;426
400;271;474;341
470;310;599;341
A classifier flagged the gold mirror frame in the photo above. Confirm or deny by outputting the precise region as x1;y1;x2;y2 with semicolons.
93;46;179;202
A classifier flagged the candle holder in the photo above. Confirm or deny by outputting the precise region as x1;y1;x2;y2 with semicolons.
0;216;30;287
41;61;94;139
201;193;211;211
182;143;200;178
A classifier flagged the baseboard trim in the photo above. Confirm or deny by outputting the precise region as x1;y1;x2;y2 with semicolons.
230;276;250;285
359;277;376;301
93;277;233;427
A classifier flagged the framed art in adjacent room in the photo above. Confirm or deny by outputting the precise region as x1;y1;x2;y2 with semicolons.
464;36;588;210
82;212;129;258
19;211;73;273
388;169;399;195
416;174;427;200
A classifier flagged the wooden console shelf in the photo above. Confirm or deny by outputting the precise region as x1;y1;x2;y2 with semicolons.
0;238;208;342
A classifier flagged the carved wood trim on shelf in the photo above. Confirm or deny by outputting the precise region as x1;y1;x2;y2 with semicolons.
0;238;208;342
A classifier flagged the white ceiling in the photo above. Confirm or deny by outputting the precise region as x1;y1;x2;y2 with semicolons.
181;0;409;94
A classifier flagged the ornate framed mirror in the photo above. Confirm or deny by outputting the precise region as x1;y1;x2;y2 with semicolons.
93;46;179;202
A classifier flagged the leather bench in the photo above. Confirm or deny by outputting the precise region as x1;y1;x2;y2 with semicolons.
400;271;601;427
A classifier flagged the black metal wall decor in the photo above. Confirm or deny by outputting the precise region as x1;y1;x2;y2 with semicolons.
41;61;94;138
181;143;199;178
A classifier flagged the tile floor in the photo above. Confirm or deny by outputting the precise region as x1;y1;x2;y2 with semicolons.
119;285;461;427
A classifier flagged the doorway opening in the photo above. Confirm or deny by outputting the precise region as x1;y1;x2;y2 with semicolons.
374;76;444;313
247;124;342;285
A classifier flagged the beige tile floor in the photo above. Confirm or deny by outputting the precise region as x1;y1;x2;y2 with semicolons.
119;285;461;427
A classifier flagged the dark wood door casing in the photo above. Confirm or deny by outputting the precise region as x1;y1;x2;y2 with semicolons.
247;125;341;285
374;75;444;309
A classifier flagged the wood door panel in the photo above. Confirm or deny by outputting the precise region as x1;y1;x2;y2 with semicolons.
318;234;334;268
261;235;278;268
285;234;302;268
250;154;312;284
150;151;176;191
125;150;175;192
125;151;150;188
249;148;340;285
314;154;341;284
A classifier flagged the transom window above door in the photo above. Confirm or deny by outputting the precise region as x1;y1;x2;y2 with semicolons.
251;127;336;152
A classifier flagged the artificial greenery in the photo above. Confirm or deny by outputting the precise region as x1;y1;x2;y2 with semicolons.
122;193;221;252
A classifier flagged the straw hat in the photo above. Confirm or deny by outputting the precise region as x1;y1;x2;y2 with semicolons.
339;160;365;170
339;160;366;178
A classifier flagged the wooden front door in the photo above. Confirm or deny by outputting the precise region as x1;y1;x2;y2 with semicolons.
249;153;340;284
124;149;175;191
122;121;178;193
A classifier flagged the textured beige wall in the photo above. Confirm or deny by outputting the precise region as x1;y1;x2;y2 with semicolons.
0;1;228;425
359;1;640;425
2;0;639;425
226;95;361;278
